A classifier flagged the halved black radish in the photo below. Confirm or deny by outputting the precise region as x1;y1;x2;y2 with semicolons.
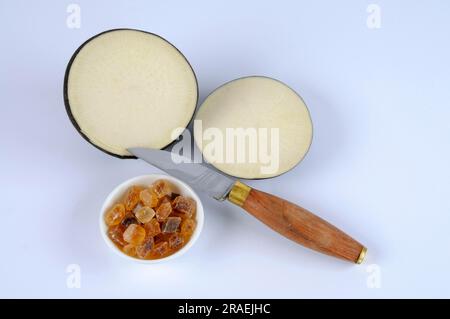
194;76;313;179
64;29;198;158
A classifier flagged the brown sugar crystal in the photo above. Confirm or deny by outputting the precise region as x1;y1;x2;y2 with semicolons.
156;201;172;221
162;216;182;233
124;186;142;211
123;224;146;245
104;203;125;226
173;196;196;218
139;188;158;208
152;180;172;198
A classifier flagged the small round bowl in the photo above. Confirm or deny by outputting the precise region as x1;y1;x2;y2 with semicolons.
100;174;204;263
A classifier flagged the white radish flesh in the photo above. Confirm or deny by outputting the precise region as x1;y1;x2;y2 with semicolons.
65;30;198;157
194;76;312;179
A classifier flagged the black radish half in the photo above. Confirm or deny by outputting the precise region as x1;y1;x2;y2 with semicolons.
194;76;313;179
64;29;198;158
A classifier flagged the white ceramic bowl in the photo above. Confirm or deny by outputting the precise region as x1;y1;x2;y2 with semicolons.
100;174;204;263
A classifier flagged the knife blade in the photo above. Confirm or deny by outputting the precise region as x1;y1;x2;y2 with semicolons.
128;147;367;264
128;147;235;201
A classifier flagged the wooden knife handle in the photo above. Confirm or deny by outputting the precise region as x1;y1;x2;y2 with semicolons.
228;181;366;264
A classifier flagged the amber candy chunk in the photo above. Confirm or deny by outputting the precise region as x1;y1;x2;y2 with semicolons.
144;218;161;237
154;233;171;243
156;202;172;221
136;237;154;259
124;186;142;211
152;180;172;198
172;196;196;218
162;216;181;233
123;244;137;257
123;224;146;245
169;209;186;220
135;206;155;224
139;189;158;208
121;212;138;228
132;203;142;214
168;233;184;249
159;195;171;205
104;203;125;226
108;225;126;247
152;241;169;256
180;218;196;237
170;193;180;200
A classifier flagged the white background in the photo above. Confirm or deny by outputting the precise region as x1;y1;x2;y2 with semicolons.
1;0;449;298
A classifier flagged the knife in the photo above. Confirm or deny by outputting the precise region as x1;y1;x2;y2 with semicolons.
128;147;367;264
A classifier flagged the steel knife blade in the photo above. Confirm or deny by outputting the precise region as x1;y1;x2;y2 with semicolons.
128;147;235;201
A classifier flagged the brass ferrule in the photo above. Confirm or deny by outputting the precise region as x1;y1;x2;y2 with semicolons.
228;181;251;207
356;247;367;264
